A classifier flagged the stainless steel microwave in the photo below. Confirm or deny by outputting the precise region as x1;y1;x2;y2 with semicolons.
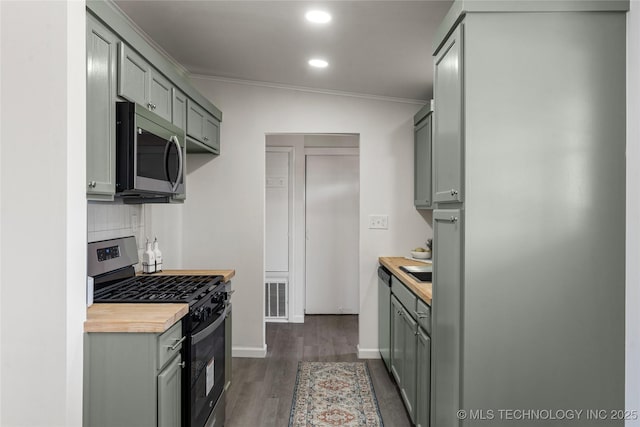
116;102;185;200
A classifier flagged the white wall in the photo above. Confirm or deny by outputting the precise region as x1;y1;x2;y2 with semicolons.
628;1;640;424
174;77;432;357
88;203;153;271
0;1;85;426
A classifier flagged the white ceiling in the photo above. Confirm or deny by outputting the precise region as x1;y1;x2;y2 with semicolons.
114;1;453;101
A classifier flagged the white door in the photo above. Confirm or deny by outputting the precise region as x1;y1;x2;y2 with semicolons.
305;154;359;314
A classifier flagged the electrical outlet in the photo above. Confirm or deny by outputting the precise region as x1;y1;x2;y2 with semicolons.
368;215;388;229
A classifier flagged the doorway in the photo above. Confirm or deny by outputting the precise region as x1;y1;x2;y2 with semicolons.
264;134;360;321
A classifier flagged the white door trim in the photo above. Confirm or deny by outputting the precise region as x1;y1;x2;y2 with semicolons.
265;146;295;322
305;147;359;156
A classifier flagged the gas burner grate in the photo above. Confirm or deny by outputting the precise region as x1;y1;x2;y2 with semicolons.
94;275;223;303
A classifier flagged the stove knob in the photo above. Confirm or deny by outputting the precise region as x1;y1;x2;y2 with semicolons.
192;307;204;322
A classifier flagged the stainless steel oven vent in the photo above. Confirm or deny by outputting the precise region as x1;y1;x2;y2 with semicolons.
265;279;288;320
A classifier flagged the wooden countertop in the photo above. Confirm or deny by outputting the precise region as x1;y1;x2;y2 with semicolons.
85;303;188;333
138;269;235;282
379;257;432;305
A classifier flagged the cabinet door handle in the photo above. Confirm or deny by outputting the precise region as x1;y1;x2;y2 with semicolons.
166;336;186;351
147;102;153;110
450;189;459;196
88;181;96;188
203;136;209;141
450;216;458;223
152;103;157;110
179;361;186;368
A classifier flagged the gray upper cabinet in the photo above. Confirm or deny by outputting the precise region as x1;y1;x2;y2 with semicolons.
86;14;118;200
172;88;187;131
118;43;172;122
204;115;220;152
414;105;433;209
187;99;220;154
118;42;149;106
149;69;172;122
433;25;463;205
87;1;223;173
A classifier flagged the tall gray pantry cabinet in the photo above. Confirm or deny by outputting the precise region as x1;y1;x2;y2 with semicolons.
430;2;628;426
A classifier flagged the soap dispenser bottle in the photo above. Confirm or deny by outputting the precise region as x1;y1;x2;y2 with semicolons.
153;236;163;272
143;237;156;274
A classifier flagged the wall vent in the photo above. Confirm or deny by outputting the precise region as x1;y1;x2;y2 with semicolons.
265;279;288;320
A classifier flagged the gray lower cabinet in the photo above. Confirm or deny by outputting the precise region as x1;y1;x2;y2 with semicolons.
414;104;433;209
431;209;461;427
390;295;417;423
157;353;182;427
378;271;391;370
86;14;118;200
187;99;220;154
83;320;184;427
416;328;431;427
385;270;431;426
118;42;173;122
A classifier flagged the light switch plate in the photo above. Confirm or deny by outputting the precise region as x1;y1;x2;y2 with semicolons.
369;215;388;229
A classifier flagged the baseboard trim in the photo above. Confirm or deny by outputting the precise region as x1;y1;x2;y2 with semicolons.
232;345;267;358
290;314;304;323
357;345;381;359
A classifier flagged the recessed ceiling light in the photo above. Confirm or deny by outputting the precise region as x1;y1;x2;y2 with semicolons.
308;58;329;68
305;10;331;24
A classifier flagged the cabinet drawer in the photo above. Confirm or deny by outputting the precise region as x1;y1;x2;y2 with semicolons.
158;321;183;370
391;276;417;317
416;299;431;335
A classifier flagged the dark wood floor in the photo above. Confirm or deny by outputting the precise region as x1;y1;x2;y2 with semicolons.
225;315;412;427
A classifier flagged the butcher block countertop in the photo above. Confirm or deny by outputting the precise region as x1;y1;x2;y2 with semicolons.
85;269;236;333
139;269;235;282
379;257;432;305
85;303;188;333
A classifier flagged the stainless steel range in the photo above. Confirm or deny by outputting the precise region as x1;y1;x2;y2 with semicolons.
88;236;228;427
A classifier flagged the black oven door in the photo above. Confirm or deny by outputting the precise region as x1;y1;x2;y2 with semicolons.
187;308;226;427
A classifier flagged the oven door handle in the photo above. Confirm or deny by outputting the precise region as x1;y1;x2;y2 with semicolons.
191;307;227;344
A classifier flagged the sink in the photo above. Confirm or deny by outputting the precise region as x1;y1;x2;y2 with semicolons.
400;265;432;282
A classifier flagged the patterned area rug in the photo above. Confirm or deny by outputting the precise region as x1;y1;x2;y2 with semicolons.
289;362;384;427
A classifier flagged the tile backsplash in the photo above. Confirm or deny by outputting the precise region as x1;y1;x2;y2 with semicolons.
87;203;151;271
